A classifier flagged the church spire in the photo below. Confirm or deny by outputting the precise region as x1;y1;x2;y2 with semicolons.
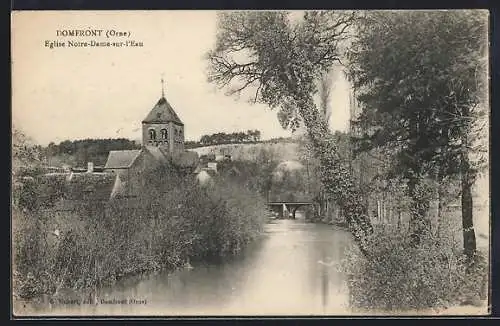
161;74;165;98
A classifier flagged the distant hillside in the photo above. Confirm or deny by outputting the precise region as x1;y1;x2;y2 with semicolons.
44;138;141;168
190;142;300;162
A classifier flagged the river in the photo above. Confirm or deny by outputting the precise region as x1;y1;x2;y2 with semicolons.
15;216;354;316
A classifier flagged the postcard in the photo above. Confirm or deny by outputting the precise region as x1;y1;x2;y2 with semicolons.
11;10;490;317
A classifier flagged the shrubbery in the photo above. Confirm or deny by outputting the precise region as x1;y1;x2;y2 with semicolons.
12;167;268;300
341;225;488;313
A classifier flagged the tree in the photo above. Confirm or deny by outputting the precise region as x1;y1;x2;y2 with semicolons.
313;67;335;218
12;127;44;173
206;11;374;254
253;130;261;142
297;136;323;217
43;138;142;167
254;147;280;199
319;68;334;127
200;135;210;146
347;11;488;255
12;126;46;211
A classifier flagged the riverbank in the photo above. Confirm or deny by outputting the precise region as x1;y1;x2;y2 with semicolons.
14;219;355;316
303;216;349;229
12;172;268;305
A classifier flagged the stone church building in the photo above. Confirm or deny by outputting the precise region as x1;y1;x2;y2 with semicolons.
103;93;199;199
141;96;185;152
37;90;199;208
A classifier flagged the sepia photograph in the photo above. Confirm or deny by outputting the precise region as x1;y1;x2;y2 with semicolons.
11;10;490;316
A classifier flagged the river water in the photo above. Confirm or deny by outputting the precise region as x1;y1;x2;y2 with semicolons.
16;217;354;316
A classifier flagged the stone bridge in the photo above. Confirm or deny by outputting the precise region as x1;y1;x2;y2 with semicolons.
267;160;315;219
267;201;314;219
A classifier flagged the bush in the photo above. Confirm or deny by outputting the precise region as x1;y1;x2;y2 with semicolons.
341;225;488;313
12;166;268;300
12;207;91;299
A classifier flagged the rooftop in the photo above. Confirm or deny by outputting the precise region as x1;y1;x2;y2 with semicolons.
104;150;142;169
142;96;183;125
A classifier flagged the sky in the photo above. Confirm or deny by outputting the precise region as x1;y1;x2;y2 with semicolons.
11;11;352;146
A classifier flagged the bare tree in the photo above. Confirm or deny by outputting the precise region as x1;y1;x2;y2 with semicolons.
206;11;374;255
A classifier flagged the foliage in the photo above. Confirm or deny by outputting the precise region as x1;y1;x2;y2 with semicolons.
12;127;44;173
44;138;141;167
269;162;311;203
341;225;488;312
318;68;334;126
199;130;261;146
12;166;267;300
12;127;47;210
207;11;374;254
222;156;279;199
186;130;261;148
295;131;352;221
346;10;489;247
348;10;488;178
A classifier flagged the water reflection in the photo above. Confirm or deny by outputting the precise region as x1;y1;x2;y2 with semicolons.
15;218;353;316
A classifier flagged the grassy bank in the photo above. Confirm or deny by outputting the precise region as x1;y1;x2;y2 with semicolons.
12;169;268;300
340;223;488;313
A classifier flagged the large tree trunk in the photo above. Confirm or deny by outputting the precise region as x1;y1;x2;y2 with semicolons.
407;175;432;245
459;102;477;265
461;142;476;263
437;184;444;237
295;95;373;255
405;113;432;244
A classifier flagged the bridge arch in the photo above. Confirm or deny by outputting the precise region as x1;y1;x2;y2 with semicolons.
267;160;314;219
268;202;313;219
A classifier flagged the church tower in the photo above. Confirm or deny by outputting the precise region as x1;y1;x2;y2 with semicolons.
142;78;184;154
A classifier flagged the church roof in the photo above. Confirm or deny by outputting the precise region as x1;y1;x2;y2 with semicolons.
142;97;184;125
104;150;142;169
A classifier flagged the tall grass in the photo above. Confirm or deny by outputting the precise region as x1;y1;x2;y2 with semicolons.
341;223;488;313
12;168;268;300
